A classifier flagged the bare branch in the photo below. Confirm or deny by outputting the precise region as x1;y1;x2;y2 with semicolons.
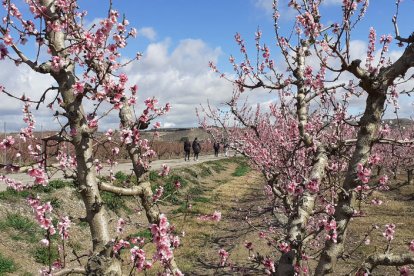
53;267;86;276
363;253;414;271
98;181;147;196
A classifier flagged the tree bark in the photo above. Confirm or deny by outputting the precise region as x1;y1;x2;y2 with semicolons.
316;41;414;274
40;0;122;274
118;100;181;273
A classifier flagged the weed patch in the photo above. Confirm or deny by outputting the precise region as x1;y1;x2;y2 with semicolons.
0;253;16;275
232;161;250;177
101;191;127;213
33;245;59;265
129;228;152;240
0;188;30;201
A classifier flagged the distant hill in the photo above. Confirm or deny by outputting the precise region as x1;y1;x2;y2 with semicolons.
142;127;212;142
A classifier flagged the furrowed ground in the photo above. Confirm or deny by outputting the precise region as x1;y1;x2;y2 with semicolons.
0;158;413;275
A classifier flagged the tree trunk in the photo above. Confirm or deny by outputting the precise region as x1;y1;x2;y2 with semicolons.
39;0;122;271
408;169;413;185
315;84;387;275
119;101;181;273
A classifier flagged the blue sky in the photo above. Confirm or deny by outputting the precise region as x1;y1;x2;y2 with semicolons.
1;0;414;131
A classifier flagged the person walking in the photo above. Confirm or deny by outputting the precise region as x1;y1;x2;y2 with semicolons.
223;142;229;157
192;137;201;161
183;138;191;161
213;141;220;157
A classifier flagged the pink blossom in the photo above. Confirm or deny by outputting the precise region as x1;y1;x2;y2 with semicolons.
325;204;335;216
150;214;176;263
212;211;222;222
69;128;77;136
306;179;319;193
409;240;414;252
57;216;71;240
371;198;383;205
383;224;396;241
129;28;137;37
244;241;253;250
197;210;222;222
51;56;66;72
112;147;120;155
0;136;15;149
88;118;98;129
263;257;276;274
105;128;114;140
116;218;126;233
357;163;371;184
174;180;181;189
113;239;130;253
28;168;48;186
152;186;164;202
0;43;8;59
153;122;161;129
130;246;150;271
278;241;291;253
72;82;85;95
400;266;411;276
379;174;389;185
218;248;229;266
119;73;128;84
3;32;13;46
40;238;49;247
159;164;170;177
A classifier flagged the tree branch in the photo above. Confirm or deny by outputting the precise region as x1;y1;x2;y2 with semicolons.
98;181;147;196
363;253;414;271
54;267;86;276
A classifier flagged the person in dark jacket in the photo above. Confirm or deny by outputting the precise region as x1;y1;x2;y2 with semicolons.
213;141;220;157
192;137;201;161
183;138;191;161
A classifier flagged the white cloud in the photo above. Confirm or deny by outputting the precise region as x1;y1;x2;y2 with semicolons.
163;122;176;128
120;38;233;129
0;60;57;132
138;27;157;41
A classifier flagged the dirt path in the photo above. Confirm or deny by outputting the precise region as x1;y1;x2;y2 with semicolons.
169;161;272;275
0;154;229;192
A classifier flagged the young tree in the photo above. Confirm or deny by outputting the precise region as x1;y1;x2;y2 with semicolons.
204;0;414;274
0;0;181;275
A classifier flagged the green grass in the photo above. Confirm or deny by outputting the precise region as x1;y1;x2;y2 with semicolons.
33;179;72;193
47;197;62;209
162;175;188;204
232;161;250;177
204;160;227;173
101;191;128;213
78;221;89;228
33;246;59;265
0;189;30;201
0;253;16;275
0;213;39;243
149;171;161;181
0;213;37;232
199;166;213;177
193;196;211;203
182;168;198;179
114;171;128;182
172;202;197;215
0;180;71;202
188;186;204;196
129;228;152;240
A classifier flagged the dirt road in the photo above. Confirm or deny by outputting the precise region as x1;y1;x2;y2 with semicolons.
0;154;229;192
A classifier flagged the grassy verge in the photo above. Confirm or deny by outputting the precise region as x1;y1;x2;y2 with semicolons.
232;160;250;177
0;253;16;275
